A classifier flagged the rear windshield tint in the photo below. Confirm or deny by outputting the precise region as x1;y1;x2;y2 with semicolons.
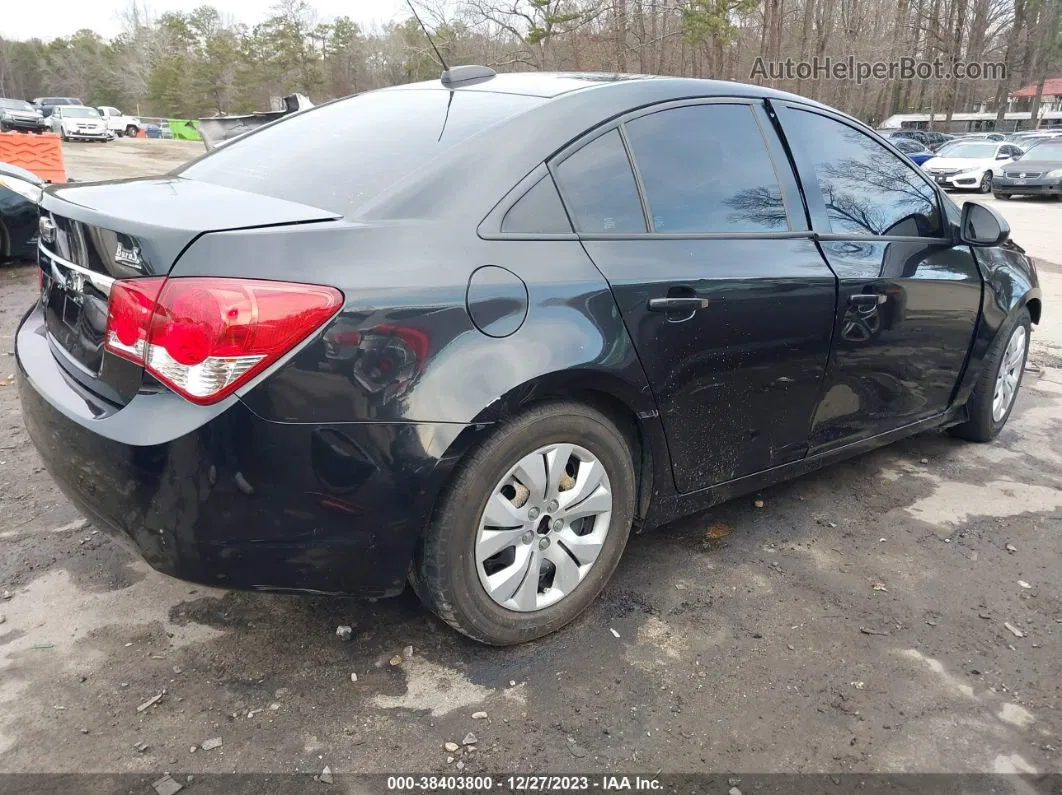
179;89;545;216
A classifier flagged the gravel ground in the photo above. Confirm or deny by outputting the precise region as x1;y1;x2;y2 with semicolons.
0;140;1060;789
60;138;204;182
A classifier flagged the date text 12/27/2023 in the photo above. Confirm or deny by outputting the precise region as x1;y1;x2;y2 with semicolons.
386;776;664;792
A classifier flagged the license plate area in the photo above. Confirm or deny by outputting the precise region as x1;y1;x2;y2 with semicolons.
39;246;114;376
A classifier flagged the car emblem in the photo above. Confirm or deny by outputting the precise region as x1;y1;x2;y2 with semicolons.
1019;173;1027;179
66;270;85;303
38;216;56;244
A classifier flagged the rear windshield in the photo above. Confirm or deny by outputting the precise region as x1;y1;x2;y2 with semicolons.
179;89;545;216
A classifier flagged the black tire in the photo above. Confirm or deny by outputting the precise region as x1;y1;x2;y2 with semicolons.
949;309;1031;442
978;171;993;193
125;125;138;138
412;401;636;645
993;192;1011;200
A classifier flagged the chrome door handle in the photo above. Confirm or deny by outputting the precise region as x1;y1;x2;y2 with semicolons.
647;297;711;312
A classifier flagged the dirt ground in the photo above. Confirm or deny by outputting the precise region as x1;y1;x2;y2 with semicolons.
60;138;204;182
1;139;1061;790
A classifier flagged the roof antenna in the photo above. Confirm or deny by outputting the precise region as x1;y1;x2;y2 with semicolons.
405;0;448;72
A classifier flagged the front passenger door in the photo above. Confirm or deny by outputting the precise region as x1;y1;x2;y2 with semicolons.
774;105;982;452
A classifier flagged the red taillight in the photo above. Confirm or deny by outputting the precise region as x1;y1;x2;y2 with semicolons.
105;277;343;405
106;278;165;359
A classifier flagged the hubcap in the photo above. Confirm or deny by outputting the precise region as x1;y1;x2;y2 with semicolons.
474;443;613;612
992;325;1026;422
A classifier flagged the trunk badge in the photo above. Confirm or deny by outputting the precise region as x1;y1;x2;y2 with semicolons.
115;240;144;269
67;270;85;302
39;216;56;244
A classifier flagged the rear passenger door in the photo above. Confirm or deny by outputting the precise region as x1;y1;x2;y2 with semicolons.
551;100;837;494
773;104;982;451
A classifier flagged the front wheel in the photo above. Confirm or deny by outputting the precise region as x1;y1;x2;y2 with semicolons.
412;402;636;645
950;309;1030;442
978;171;993;193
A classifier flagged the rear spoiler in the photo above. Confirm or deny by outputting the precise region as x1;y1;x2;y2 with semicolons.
198;94;313;152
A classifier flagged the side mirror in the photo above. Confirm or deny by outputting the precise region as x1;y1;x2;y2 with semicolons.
996;152;1010;160
959;202;1010;247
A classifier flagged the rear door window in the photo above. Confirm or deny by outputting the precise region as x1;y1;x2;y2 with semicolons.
553;129;646;234
624;103;790;233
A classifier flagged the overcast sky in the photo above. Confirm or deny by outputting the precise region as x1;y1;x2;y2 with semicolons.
3;0;408;41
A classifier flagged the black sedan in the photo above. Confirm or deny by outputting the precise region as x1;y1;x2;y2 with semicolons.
994;138;1062;199
0;161;42;263
17;70;1041;645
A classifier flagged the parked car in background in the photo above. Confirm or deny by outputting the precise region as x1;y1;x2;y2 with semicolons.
18;70;1041;645
48;106;110;142
922;140;1022;191
920;130;957;149
878;129;955;150
0;161;42;263
993;138;1062;199
97;106;141;137
957;132;1007;142
33;97;84;118
890;136;936;165
0;98;46;133
1005;131;1062;149
143;123;173;139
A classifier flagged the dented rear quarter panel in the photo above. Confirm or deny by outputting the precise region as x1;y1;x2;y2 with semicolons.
175;220;675;503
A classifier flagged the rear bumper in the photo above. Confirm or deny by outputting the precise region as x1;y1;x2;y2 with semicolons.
16;303;467;597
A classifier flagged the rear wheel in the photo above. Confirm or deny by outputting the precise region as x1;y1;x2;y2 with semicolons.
125;125;138;137
950;309;1030;442
412;402;636;645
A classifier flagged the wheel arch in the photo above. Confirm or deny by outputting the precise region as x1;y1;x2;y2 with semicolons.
435;368;671;527
1025;295;1041;325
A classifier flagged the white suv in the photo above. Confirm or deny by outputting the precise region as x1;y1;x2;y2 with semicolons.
97;106;141;137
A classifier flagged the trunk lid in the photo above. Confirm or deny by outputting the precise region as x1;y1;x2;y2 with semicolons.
37;176;339;405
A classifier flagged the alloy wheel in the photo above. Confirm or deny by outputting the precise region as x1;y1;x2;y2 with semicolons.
992;325;1026;422
980;172;993;193
475;443;613;612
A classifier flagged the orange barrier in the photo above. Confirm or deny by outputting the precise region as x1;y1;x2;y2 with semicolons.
136;128;146;138
0;131;67;183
